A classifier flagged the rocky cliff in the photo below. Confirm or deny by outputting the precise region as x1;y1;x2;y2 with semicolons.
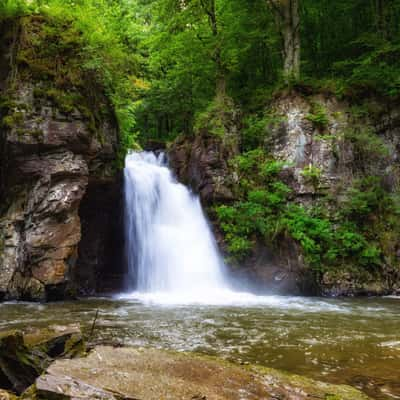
170;91;400;296
0;16;124;301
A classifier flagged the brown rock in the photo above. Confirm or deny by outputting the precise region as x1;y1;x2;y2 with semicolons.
35;374;137;400
42;346;370;400
0;16;120;301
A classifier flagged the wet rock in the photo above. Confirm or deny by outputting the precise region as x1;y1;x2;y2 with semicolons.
0;325;85;395
23;324;85;359
321;269;390;297
42;346;371;400
0;330;46;394
229;240;316;295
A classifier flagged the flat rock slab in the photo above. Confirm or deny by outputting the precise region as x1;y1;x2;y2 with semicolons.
43;346;371;400
35;374;138;400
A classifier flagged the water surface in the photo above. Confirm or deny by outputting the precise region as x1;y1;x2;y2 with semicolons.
1;296;399;399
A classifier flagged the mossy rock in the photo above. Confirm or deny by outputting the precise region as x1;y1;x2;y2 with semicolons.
1;14;113;141
0;326;86;396
0;388;18;400
0;330;46;394
24;325;86;359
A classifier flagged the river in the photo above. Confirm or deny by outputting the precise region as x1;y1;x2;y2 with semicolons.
1;296;399;399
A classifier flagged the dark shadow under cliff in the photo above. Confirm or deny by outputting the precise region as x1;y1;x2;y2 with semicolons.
76;174;126;295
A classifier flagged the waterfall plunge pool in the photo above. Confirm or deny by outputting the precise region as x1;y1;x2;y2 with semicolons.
1;296;399;400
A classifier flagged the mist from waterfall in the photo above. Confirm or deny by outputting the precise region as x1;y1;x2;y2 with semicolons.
123;151;233;302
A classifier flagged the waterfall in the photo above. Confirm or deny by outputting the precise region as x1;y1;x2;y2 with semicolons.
124;151;228;299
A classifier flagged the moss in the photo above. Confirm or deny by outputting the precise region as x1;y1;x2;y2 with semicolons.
17;15;83;87
31;129;44;139
301;165;322;189
14;14;111;137
63;334;86;358
2;111;24;128
20;384;38;400
306;101;329;130
194;95;238;140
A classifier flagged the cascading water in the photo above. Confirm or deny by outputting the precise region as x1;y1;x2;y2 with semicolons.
124;151;230;302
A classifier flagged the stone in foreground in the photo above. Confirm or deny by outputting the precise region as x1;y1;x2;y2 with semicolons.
42;346;370;400
35;374;138;400
0;325;85;395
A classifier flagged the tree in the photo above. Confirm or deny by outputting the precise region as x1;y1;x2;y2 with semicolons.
198;0;227;98
267;0;300;80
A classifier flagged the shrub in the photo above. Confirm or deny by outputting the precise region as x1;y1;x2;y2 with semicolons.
301;165;322;189
306;102;329;130
215;150;387;272
344;128;389;171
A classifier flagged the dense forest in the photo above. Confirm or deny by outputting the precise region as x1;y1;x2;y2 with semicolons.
2;0;400;145
1;0;400;293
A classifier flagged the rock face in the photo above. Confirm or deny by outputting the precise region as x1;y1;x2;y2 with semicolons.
228;240;316;296
169;92;400;295
0;16;123;301
169;96;240;204
267;93;400;295
170;132;237;203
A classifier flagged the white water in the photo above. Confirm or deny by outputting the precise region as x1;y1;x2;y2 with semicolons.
120;151;356;309
123;151;235;303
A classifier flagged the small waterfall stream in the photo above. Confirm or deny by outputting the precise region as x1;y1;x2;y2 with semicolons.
124;151;229;301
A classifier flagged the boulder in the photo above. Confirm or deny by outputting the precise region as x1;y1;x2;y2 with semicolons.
0;325;85;395
0;330;46;394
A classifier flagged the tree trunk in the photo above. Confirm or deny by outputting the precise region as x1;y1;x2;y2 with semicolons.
283;0;300;79
201;0;227;98
268;0;301;81
375;0;390;39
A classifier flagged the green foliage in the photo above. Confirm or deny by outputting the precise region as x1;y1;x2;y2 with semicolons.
194;96;233;137
344;128;389;171
232;149;265;174
0;0;28;19
2;0;399;147
301;165;322;189
306;102;329;130
215;150;392;272
241;112;283;151
341;177;390;222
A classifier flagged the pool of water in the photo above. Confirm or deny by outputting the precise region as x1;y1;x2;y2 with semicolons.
1;295;399;399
